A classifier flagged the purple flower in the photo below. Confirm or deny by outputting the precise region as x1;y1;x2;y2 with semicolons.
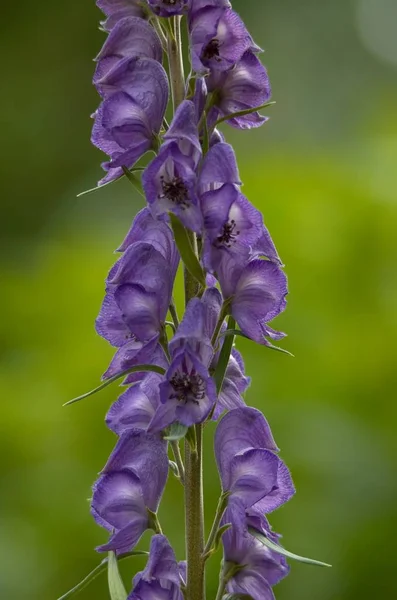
143;142;203;232
106;373;162;434
149;347;217;431
91;430;168;553
148;0;189;17
222;497;289;600
92;57;168;184
94;17;163;82
189;7;258;74
143;101;203;232
117;208;180;280
215;407;294;510
97;0;148;31
213;349;250;419
134;534;181;586
217;257;288;345
96;243;174;378
208;50;272;129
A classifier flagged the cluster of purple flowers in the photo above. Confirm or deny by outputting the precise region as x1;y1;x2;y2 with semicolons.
87;2;296;599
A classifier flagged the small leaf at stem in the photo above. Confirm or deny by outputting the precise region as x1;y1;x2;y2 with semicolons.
215;101;276;127
108;551;128;600
218;330;294;357
57;552;148;600
248;528;331;568
213;316;236;394
213;523;232;551
169;213;206;288
64;365;166;407
122;166;145;198
164;422;188;441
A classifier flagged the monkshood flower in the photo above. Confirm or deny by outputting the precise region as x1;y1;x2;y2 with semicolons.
106;372;162;434
221;497;289;600
97;0;148;31
91;430;168;554
128;534;183;600
94;17;163;82
168;288;250;417
215;407;294;510
217;254;288;345
96;242;174;378
199;143;281;272
143;101;203;231
92;57;169;184
207;50;272;129
149;346;217;430
148;0;189;17
189;6;259;74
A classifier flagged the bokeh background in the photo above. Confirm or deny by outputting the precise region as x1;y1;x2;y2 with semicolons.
1;0;397;598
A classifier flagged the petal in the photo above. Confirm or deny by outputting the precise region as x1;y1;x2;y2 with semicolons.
252;459;295;514
199;142;241;192
96;289;131;347
106;377;160;434
148;0;188;17
102;335;161;380
97;518;148;554
229;448;281;508
164;100;202;162
95;17;162;68
232;260;288;344
215;407;279;490
115;284;162;341
91;470;146;532
97;57;169;133
140;534;180;585
227;571;275;600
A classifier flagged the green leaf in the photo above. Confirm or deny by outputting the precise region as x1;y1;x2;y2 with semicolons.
57;551;148;600
219;329;294;357
108;551;128;600
122;166;145;198
169;213;206;287
248;527;331;568
164;422;188;441
213;316;236;394
215;101;276;127
76;168;145;198
64;364;166;406
213;523;232;552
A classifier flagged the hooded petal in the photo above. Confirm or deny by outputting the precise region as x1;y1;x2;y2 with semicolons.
98;519;148;554
95;17;162;82
96;288;132;347
97;57;169;133
117;208;179;278
198;142;241;193
231;260;288;344
97;0;147;31
115;284;163;341
164;100;202;164
104;430;169;512
215;407;278;490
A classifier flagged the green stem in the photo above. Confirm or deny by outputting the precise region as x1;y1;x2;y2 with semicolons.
185;424;205;600
210;302;230;348
167;16;185;110
171;440;185;485
203;493;228;559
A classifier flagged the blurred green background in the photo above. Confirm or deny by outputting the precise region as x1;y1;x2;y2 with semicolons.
1;0;397;598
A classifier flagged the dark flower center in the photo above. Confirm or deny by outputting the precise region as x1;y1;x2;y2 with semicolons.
216;219;240;247
170;372;206;405
159;175;190;208
162;0;177;4
202;38;221;61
